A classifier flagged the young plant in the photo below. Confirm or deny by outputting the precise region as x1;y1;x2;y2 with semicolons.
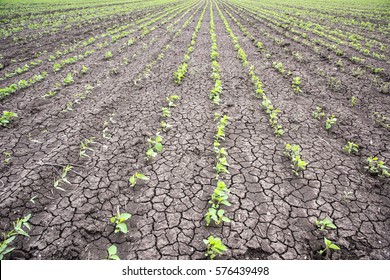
53;165;73;191
79;137;95;158
312;106;325;119
0;214;31;260
161;107;171;118
0;111;18;127
173;63;188;84
81;65;89;74
203;235;227;260
343;141;359;154
146;134;163;160
325;115;337;130
166;95;180;107
292;76;302;94
315;218;337;231
160;121;172;132
129;173;149;187
351;96;358;107
365;157;390;177
63;73;74;86
209;181;231;209
3;151;12;165
105;51;113;60
284;144;308;176
110;210;131;234
319;237;340;256
107;245;120;260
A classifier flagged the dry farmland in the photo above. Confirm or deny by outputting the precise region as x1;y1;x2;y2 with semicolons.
0;0;389;260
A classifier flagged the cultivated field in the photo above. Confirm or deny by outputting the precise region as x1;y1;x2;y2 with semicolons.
0;0;389;260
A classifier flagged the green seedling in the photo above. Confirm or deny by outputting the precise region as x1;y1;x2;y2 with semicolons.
63;73;74;86
166;95;180;107
81;65;89;74
325;115;337;130
209;181;231;208
105;51;113;60
42;90;57;98
204;207;230;227
129;172;149;187
315;218;337;231
365;157;390;177
53;63;62;72
173;63;188;84
0;214;31;260
53;165;73;191
79;137;95;158
351;96;358;106
272;62;285;75
146;134;163;160
160;121;172;132
284;144;308;176
161;107;171;118
110;210;131;234
292;76;302;94
203;235;227;260
107;245;120;260
0;111;18;126
215;156;229;177
343;141;359;154
3;152;12;165
319;237;340;256
312;106;325;119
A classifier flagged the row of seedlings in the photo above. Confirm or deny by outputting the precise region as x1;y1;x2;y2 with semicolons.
203;3;229;260
215;2;285;137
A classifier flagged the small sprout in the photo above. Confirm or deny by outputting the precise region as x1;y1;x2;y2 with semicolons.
0;111;18;126
203;235;227;260
315;218;337;231
107;245;120;260
29;195;37;204
292;76;302;94
161;107;171;118
146;134;163;160
129;173;149;187
79;137;95;158
312;106;325;119
3;151;12;165
160;120;172;132
365;157;390;177
105;51;113;60
110;210;131;234
63;73;74;86
319;237;340;256
284;144;308;176
0;214;32;260
53;165;73;191
42;90;57;98
343;141;359;154
166;95;180;107
351;96;358;106
325;115;337;130
81;65;89;74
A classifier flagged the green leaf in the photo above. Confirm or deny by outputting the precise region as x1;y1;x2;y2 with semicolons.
136;173;149;181
117;223;128;234
107;245;117;255
329;243;340;250
129;175;136;186
155;143;163;152
110;255;120;260
119;213;131;220
109;217;116;223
